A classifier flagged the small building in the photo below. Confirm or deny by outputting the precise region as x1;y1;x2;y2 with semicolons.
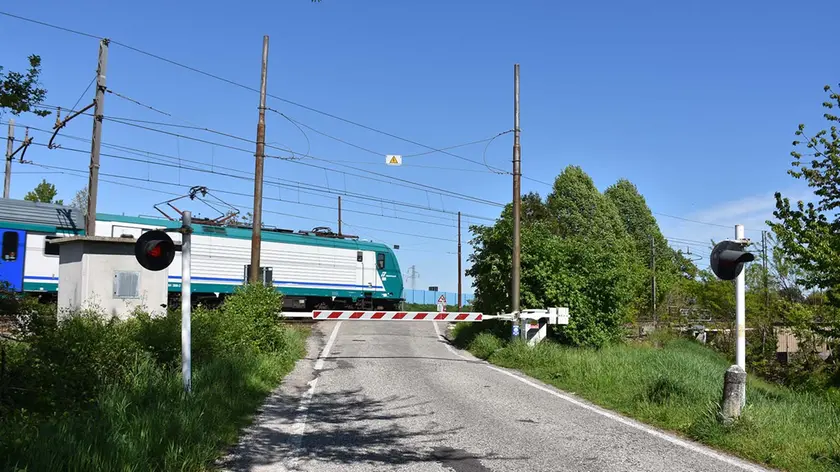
51;236;168;319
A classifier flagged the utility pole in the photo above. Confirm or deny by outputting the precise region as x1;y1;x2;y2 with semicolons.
512;63;522;338
651;235;657;327
338;196;342;236
457;211;462;310
86;39;108;236
4;119;13;199
406;265;419;304
249;35;269;284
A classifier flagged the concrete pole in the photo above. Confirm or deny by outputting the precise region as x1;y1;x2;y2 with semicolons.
512;63;522;339
181;211;192;393
457;211;462;310
249;35;269;283
4;119;13;199
86;39;108;236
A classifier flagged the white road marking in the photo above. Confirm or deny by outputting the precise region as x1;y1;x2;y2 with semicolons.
431;322;767;472
285;321;342;469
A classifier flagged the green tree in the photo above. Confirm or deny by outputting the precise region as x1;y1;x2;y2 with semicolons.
0;55;50;117
605;179;694;321
468;166;638;347
24;179;62;205
770;84;840;304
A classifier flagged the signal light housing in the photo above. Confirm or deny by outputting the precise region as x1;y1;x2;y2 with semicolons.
710;240;755;281
135;230;176;271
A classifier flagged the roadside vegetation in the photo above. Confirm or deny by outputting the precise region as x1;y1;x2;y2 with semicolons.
0;284;307;472
461;85;840;472
451;324;840;472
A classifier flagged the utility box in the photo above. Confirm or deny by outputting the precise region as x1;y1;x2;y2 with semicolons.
51;236;168;319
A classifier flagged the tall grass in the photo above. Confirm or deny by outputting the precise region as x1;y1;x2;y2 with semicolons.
0;284;308;472
454;327;840;472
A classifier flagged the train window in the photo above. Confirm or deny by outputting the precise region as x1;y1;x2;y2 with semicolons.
357;251;363;262
2;232;18;261
44;236;60;256
376;253;385;270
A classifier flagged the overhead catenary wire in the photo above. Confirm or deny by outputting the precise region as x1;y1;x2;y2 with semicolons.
0;12;552;185
8;119;495;223
0;12;762;233
25;161;459;242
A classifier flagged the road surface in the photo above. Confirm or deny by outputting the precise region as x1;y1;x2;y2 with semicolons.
222;321;769;472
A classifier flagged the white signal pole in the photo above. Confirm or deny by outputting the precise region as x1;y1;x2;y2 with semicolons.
735;224;746;372
181;211;192;393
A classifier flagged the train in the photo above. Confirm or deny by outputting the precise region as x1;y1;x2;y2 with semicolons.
0;198;404;310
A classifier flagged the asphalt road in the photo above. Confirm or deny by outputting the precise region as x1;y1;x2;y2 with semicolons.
221;321;769;472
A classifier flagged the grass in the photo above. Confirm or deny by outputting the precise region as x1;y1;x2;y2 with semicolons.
0;284;310;472
452;324;840;472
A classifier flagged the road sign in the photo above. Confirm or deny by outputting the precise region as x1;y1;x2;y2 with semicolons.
437;294;447;304
428;286;438;292
386;154;402;166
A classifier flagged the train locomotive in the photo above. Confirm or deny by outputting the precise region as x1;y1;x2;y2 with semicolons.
0;199;404;310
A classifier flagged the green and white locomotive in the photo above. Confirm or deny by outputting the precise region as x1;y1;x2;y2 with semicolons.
0;199;404;310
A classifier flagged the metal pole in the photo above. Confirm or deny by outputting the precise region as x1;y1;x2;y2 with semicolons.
338;196;342;236
249;35;269;284
86;39;108;236
458;211;462;310
512;64;522;338
4;119;13;199
181;211;192;393
735;224;746;371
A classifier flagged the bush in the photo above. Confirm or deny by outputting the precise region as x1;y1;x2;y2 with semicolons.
0;283;307;472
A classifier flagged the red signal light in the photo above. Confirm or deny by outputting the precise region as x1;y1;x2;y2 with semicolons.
147;245;162;258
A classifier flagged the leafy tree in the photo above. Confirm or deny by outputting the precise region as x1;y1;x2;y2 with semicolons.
468;166;637;347
605;179;693;321
70;187;88;215
24;179;62;205
0;55;50;117
770;84;840;304
546;166;626;239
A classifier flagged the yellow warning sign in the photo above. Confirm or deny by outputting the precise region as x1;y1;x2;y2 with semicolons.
385;154;402;166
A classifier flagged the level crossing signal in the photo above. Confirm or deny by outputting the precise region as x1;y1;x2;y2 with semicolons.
710;240;755;281
134;230;176;271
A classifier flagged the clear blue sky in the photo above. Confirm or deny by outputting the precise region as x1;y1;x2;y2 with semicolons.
1;0;838;293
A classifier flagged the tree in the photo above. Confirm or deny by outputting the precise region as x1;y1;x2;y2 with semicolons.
771;84;840;305
0;55;50;117
70;187;88;215
605;179;693;321
24;179;62;205
468;166;638;347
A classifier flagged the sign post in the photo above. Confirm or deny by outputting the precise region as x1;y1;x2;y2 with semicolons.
436;293;447;312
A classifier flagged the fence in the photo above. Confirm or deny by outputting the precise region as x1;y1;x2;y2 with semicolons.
403;289;475;307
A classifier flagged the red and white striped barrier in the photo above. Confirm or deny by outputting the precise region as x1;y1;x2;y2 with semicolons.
311;311;484;322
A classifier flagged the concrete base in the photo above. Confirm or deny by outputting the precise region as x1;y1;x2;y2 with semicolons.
719;365;746;425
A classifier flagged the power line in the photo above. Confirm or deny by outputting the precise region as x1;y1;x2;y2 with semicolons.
103;116;506;207
0;12;552;186
9;119;495;223
26;162;458;242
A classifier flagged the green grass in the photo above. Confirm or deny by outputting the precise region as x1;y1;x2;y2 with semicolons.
453;325;840;472
0;284;310;472
0;326;308;472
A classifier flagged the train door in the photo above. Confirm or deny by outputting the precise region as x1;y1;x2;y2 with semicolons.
0;229;26;291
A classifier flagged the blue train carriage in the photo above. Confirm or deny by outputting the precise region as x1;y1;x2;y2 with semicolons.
0;199;83;296
0;198;405;310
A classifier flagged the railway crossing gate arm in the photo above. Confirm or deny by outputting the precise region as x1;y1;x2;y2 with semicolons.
285;307;570;346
